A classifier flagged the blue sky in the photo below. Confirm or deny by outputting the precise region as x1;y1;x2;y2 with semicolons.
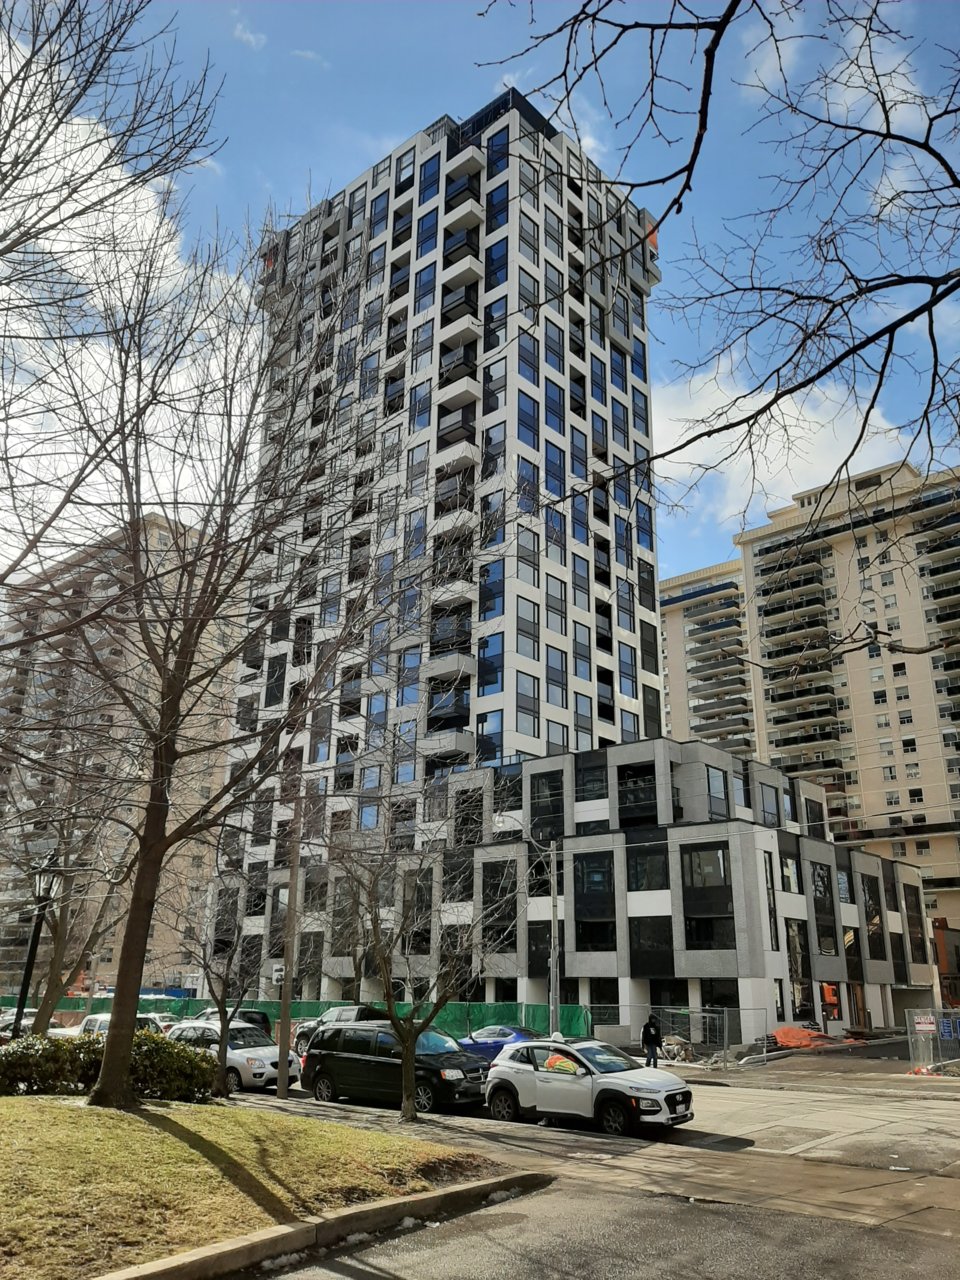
162;1;954;579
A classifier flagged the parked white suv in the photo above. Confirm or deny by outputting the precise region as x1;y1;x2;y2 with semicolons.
484;1036;694;1136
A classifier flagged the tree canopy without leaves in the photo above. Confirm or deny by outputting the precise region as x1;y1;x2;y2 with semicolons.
494;0;959;497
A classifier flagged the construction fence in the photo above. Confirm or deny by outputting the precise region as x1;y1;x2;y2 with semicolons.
0;994;592;1042
588;1004;770;1069
905;1008;960;1075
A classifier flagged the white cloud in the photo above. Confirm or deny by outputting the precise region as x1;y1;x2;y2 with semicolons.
651;368;911;545
738;7;808;94
552;94;613;166
233;21;266;52
495;66;536;94
197;157;225;177
291;49;329;68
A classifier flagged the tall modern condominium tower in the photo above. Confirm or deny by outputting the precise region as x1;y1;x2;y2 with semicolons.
661;462;960;929
230;91;662;1000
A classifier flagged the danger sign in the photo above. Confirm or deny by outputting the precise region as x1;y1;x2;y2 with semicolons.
913;1013;937;1034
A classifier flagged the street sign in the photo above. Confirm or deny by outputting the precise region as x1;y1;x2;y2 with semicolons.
940;1018;955;1040
913;1013;937;1034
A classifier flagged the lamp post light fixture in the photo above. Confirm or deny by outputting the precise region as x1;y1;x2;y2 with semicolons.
10;854;61;1040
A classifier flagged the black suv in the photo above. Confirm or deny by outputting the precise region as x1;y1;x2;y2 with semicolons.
293;1004;382;1056
196;1008;273;1039
301;1020;488;1113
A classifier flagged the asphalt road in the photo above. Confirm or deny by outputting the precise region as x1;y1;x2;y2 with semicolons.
245;1180;956;1280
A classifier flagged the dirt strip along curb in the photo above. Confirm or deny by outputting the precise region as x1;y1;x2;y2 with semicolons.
94;1170;554;1280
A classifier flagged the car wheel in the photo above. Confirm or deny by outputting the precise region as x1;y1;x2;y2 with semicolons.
313;1073;336;1103
413;1082;435;1114
487;1088;519;1123
598;1098;630;1137
294;1034;310;1057
224;1068;243;1094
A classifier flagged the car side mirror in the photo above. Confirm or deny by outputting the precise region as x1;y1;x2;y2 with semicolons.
576;1067;588;1077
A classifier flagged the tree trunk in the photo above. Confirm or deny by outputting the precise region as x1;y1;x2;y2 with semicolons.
32;955;80;1034
87;839;164;1108
399;1028;418;1123
214;1002;230;1099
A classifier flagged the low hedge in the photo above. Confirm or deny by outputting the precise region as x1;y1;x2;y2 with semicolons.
0;1031;216;1102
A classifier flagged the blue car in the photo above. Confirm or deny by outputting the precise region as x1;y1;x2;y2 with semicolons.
458;1025;538;1062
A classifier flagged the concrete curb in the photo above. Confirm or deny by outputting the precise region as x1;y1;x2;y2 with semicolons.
94;1170;553;1280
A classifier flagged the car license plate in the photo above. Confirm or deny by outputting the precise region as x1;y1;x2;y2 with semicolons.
666;1112;692;1125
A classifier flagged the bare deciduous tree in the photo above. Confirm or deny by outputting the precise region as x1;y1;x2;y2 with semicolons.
494;0;959;494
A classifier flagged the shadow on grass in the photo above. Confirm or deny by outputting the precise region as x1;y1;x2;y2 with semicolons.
136;1107;297;1224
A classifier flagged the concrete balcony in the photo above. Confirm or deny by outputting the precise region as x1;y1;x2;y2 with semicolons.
446;144;483;178
419;728;476;757
434;436;480;471
684;595;741;621
421;649;477;683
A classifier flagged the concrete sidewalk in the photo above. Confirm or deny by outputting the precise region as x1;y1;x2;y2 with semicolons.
699;1052;960;1099
531;1139;960;1237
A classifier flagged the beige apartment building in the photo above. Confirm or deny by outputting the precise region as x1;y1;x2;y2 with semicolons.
0;516;227;998
661;560;755;757
662;462;960;927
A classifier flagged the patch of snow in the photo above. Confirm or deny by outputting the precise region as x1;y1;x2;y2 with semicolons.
485;1189;517;1205
397;1217;421;1231
261;1251;307;1271
343;1232;373;1246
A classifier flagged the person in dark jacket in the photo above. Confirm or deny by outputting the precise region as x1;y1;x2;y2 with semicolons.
641;1016;663;1068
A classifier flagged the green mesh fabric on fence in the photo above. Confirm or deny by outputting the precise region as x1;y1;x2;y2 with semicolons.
0;993;591;1038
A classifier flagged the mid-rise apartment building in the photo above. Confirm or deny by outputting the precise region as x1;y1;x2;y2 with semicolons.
661;463;960;928
230;90;663;998
258;731;940;1041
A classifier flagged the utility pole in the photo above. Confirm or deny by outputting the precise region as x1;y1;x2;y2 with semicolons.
549;840;560;1036
276;788;302;1099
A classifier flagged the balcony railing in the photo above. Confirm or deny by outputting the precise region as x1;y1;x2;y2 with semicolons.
445;172;481;211
441;284;479;324
443;227;480;266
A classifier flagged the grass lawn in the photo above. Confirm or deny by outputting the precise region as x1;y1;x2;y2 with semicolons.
0;1097;492;1280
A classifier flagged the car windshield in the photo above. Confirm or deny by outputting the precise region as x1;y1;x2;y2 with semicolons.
576;1043;638;1074
416;1029;461;1055
227;1027;273;1049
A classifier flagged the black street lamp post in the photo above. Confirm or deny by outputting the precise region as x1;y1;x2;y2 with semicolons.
10;856;60;1040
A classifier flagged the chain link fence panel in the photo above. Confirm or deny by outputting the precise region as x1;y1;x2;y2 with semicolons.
906;1008;960;1075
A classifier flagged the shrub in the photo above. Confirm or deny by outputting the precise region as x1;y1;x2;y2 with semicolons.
0;1035;79;1095
129;1032;216;1102
0;1031;215;1102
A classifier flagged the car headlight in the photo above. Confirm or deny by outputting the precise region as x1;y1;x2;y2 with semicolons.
637;1099;661;1113
440;1069;464;1080
628;1086;659;1095
245;1057;265;1067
